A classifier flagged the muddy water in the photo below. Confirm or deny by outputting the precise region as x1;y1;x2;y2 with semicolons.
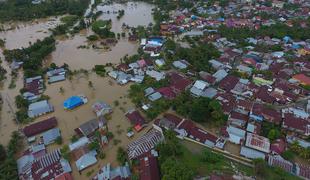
0;49;24;145
0;18;60;49
48;32;139;70
97;2;155;33
41;74;151;179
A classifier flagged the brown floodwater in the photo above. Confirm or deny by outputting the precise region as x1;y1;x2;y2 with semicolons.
46;2;155;70
0;1;156;176
0;17;60;49
97;2;155;33
0;49;24;145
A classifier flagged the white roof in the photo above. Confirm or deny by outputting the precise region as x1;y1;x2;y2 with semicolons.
69;137;90;151
75;151;97;171
240;146;266;159
193;80;208;90
245;133;270;153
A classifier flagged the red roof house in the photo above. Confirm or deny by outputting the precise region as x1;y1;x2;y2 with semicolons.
292;74;310;86
23;117;57;137
125;110;146;132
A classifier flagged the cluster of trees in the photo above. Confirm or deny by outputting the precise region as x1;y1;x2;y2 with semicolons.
116;10;125;19
0;64;7;82
4;36;56;78
157;130;195;180
289;141;310;161
218;21;310;42
261;122;282;142
0;0;90;22
0;131;22;179
52;15;80;35
93;65;107;77
172;92;227;126
91;20;115;38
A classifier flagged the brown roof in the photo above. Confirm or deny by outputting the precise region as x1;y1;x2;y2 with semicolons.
23;117;57;137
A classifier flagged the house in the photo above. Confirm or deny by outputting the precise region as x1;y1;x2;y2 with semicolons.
261;108;282;125
10;60;23;70
127;129;164;160
153;113;183;132
75;118;106;137
228;111;248;128
173;60;189;70
190;80;209;97
72;145;97;171
92;101;112;117
225;126;246;144
155;59;165;67
156;87;176;100
63;95;88;110
168;72;192;94
270;139;286;155
146;70;165;81
23;117;57;137
292;74;310;86
246;122;261;134
47;68;66;84
42;128;61;145
69;137;90;151
282;113;310;136
23;92;40;102
236;64;252;75
201;87;218;98
245;133;270;153
28;100;54;118
209;59;225;70
177;120;220;148
55;173;74;180
296;163;310;179
148;92;162;101
199;71;216;85
240;146;266;159
212;69;228;82
17;149;71;180
125;110;146;132
268;155;293;173
137;150;160;180
25;76;44;95
218;75;239;92
92;163;131;180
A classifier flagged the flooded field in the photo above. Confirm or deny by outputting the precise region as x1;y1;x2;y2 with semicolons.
97;1;155;33
47;32;139;70
47;1;155;70
0;17;59;49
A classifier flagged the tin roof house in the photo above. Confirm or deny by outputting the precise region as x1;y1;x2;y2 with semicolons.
28;100;54;118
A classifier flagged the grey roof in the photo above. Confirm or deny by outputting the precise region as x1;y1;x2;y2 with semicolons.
60;159;72;173
212;69;228;82
75;150;97;171
46;68;66;77
148;92;162;101
190;86;203;97
42;128;61;145
28;100;53;118
240;146;265;159
173;61;188;69
48;75;66;83
69;137;90;151
17;154;34;175
144;87;155;97
79;119;99;137
201;87;218;98
110;163;131;179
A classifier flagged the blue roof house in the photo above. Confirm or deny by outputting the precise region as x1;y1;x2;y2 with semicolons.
64;96;87;110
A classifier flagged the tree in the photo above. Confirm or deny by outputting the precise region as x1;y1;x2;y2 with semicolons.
253;158;268;177
0;145;6;162
268;129;281;142
157;130;182;162
161;158;194;180
116;147;127;165
200;149;223;164
60;145;70;161
15;95;28;109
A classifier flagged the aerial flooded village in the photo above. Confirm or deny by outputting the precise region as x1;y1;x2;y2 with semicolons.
1;0;310;180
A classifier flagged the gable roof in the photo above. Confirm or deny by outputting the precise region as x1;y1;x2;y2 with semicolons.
23;117;57;137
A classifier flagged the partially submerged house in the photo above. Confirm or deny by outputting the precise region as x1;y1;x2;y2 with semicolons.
28;100;54;118
92;163;131;180
92;101;112;117
72;145;97;172
125;110;147;132
63;95;88;110
23;117;57;138
75;118;106;138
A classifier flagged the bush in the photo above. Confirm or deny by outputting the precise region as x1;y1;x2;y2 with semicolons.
87;35;99;41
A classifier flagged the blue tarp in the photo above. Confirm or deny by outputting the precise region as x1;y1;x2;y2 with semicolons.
64;96;83;110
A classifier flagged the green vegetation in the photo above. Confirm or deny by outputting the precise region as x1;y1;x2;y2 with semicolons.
91;20;115;38
172;92;228;126
93;65;106;77
0;0;90;22
4;36;56;78
60;145;70;161
289;141;310;161
52;15;79;35
116;147;128;165
261;122;282;142
0;65;7;82
0;39;5;47
253;158;300;180
0;131;23;179
87;35;99;41
157;130;253;178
